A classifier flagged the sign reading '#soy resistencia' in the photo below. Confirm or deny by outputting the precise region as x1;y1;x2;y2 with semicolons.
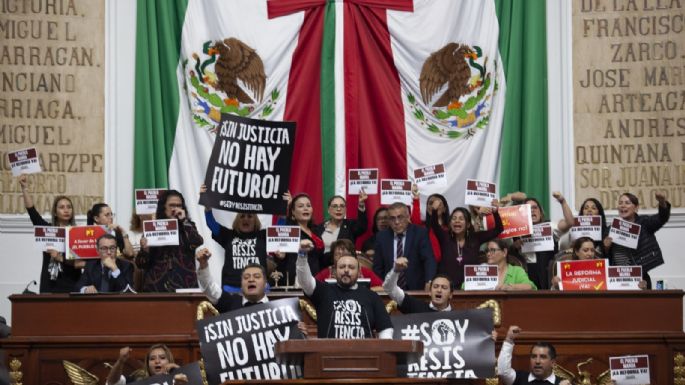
348;168;378;195
135;189;166;215
521;223;554;253
8;147;42;176
464;179;496;207
200;113;296;215
196;298;304;384
413;163;447;189
34;226;66;253
570;215;602;241
392;309;495;379
266;226;301;253
380;179;412;205
143;219;179;247
463;265;498;291
609;218;641;249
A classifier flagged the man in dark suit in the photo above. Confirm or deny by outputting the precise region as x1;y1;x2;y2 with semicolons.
76;234;134;293
373;202;436;291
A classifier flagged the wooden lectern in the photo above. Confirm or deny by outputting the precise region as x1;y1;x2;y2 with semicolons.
275;339;423;379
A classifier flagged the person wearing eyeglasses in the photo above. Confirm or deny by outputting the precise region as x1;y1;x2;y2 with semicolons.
314;191;368;269
486;239;536;291
87;203;135;259
76;234;134;293
372;202;436;291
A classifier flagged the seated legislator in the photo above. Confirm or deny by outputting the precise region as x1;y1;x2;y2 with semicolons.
383;256;453;313
106;345;187;385
497;326;570;385
297;240;393;339
314;239;383;288
196;248;268;312
486;239;536;291
76;234;134;293
373;202;436;291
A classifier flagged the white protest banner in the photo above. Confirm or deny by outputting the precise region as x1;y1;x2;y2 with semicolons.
463;265;498;291
610;355;650;385
521;223;554;253
393;309;495;379
143;219;179;247
607;266;643;291
570;216;602;242
196;298;304;383
200;114;296;215
266;226;301;253
135;189;166;215
348;168;378;195
413;163;447;190
8;147;41;176
34;226;66;253
464;179;497;207
609;218;641;249
380;179;412;205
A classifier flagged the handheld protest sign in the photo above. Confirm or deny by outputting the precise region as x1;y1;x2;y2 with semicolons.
607;266;642;290
463;265;498;291
413;163;447;190
34;226;66;253
483;205;533;239
8;147;41;176
348;168;378;195
609;218;641;249
266;226;301;253
464;179;496;207
520;223;554;253
66;225;108;259
200;114;296;215
570;215;602;242
135;189;166;215
380;179;412;205
610;355;650;385
196;297;304;384
143;219;180;247
557;259;608;291
392;308;495;379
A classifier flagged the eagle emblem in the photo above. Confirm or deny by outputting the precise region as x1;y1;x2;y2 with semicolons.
185;38;280;129
408;43;498;139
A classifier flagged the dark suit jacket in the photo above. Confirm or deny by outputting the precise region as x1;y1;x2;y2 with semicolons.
373;224;436;290
313;207;368;267
75;258;134;293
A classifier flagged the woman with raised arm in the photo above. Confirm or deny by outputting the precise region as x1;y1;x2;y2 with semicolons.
106;345;187;384
18;174;82;293
87;203;135;259
606;192;671;288
314;190;368;268
410;185;449;263
136;190;204;292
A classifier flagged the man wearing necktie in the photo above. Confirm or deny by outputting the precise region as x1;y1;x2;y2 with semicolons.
373;202;436;291
76;234;133;293
497;325;570;385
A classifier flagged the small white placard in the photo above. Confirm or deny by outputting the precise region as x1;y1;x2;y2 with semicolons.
609;218;641;249
380;179;412;205
413;163;447;189
348;168;378;195
607;266;642;290
34;226;66;253
266;226;301;253
143;219;180;246
570;215;603;242
135;189;166;215
8;147;41;176
521;223;554;253
610;355;650;385
464;179;497;207
463;265;498;291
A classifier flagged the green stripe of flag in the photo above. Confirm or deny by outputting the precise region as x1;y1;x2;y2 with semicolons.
320;0;337;218
133;0;189;190
495;0;549;210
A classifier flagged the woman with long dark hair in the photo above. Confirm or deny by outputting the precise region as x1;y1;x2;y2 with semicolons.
106;344;187;384
136;190;204;292
87;203;134;259
19;174;82;293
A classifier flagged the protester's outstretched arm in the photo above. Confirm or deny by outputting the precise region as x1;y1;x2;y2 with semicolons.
105;347;130;385
496;326;520;385
296;240;316;296
382;257;408;305
196;248;222;304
